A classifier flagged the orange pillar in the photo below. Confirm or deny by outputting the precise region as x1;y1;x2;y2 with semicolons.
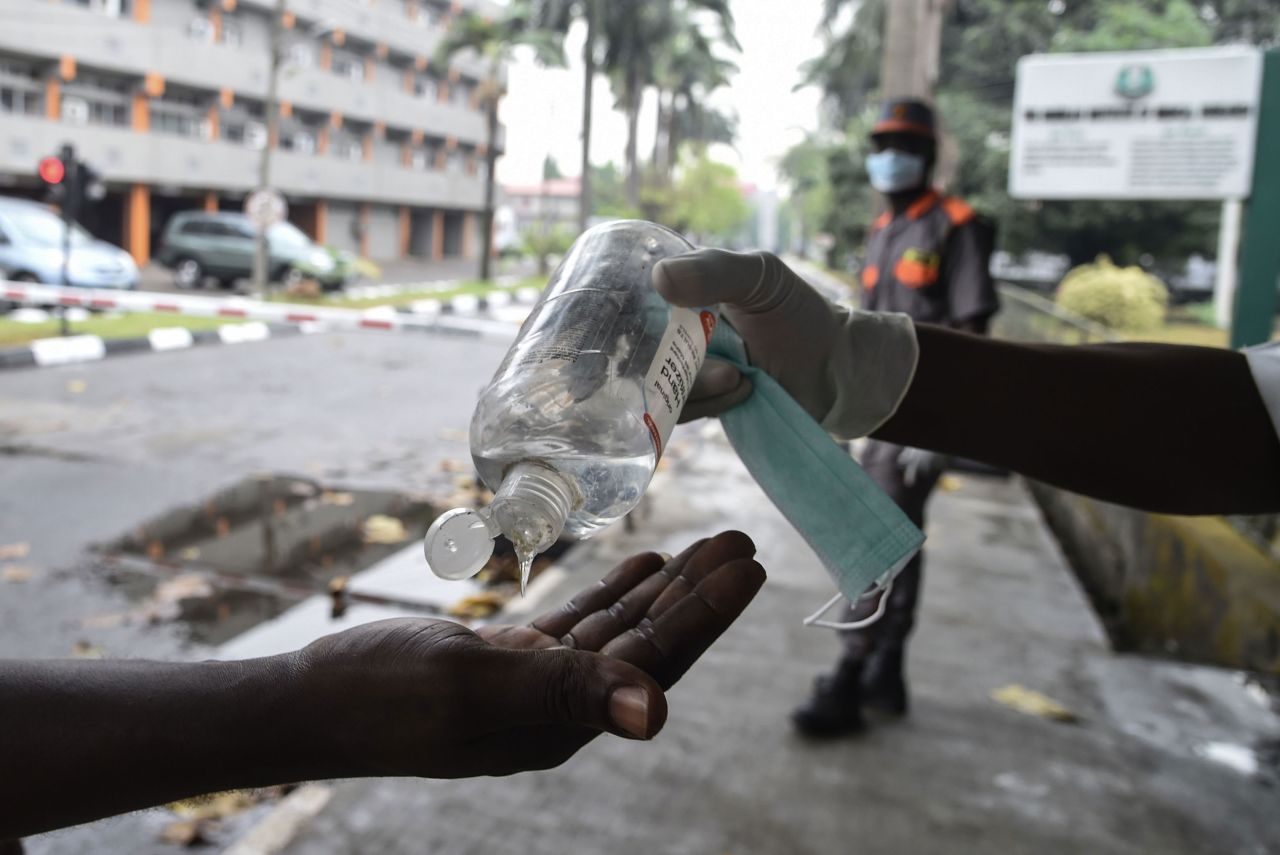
125;185;151;266
461;212;474;260
45;79;61;120
399;206;411;257
358;203;370;258
134;0;151;22
432;210;444;261
206;105;220;140
204;192;218;213
131;92;149;132
315;202;328;244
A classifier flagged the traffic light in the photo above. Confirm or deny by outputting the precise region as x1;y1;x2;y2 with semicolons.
36;145;104;217
38;147;72;206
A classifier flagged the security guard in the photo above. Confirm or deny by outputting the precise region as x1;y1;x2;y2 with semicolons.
792;97;1000;737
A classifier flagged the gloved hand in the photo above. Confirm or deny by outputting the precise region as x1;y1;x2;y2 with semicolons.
653;249;920;438
897;446;949;488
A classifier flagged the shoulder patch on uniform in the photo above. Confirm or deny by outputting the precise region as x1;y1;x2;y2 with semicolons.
942;196;976;226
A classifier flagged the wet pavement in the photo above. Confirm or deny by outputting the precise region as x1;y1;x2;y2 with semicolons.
262;435;1279;855
3;305;1278;853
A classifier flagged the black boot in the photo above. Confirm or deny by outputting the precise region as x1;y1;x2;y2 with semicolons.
862;646;908;717
791;660;865;738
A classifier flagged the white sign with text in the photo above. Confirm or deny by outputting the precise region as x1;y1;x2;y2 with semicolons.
1010;47;1263;200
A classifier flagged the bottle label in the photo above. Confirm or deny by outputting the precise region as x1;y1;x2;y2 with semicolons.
642;307;716;459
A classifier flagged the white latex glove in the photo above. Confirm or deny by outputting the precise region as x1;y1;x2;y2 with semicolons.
653;249;919;439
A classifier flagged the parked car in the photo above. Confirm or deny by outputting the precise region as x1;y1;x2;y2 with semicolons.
0;196;138;289
156;211;345;291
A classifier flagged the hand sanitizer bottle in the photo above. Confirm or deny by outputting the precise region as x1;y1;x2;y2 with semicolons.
423;221;716;592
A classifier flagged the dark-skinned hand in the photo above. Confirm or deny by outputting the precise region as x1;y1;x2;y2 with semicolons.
293;530;765;778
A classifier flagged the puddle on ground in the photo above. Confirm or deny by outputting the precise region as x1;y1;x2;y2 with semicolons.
94;474;577;645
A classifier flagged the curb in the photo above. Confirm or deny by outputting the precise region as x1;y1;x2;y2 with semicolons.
0;323;305;371
0;286;540;372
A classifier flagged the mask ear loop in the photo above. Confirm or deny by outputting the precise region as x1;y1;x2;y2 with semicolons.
803;577;896;631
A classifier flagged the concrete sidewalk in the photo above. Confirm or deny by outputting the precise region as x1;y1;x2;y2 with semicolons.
271;427;1279;855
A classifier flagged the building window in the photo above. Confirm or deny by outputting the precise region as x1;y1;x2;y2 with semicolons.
226;120;268;149
413;76;437;100
446;152;463;175
0;86;40;116
188;16;216;43
333;137;363;162
452;82;471;108
222;19;244;48
331;51;366;82
288;43;315;69
0;62;40;116
70;0;131;17
285;131;316;154
152;108;204;138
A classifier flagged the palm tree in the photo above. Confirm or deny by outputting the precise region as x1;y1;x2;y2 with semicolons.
603;0;737;210
650;6;739;183
524;0;603;233
436;4;564;280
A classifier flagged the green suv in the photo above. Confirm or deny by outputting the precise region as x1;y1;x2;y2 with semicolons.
157;211;346;290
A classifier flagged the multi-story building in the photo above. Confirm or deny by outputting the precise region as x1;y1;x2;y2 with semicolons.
0;0;504;266
503;177;580;235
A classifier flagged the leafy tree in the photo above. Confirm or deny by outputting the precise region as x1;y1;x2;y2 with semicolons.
437;4;564;279
665;151;750;242
542;154;563;180
590;162;641;219
801;0;1249;269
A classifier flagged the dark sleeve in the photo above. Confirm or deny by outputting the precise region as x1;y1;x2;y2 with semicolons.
874;325;1280;515
941;218;999;327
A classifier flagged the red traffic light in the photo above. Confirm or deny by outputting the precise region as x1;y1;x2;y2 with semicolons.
38;156;65;185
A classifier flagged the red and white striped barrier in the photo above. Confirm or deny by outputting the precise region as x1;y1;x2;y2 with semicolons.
1;280;520;340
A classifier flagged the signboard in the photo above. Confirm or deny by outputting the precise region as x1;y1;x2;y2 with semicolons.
1010;47;1263;200
244;188;287;228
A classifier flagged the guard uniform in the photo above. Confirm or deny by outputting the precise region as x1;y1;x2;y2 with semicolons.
842;189;999;659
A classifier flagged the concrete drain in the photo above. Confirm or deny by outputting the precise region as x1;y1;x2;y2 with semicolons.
95;474;574;644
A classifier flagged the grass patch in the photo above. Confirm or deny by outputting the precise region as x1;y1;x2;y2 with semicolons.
0;312;238;347
269;276;547;310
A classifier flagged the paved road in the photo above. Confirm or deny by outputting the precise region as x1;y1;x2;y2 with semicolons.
276;436;1280;855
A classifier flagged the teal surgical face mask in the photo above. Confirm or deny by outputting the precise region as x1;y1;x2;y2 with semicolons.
865;149;927;194
708;322;924;630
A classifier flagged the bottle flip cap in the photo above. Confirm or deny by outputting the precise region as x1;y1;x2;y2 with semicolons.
423;507;499;581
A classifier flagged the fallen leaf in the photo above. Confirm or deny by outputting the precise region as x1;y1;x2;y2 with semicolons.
2;565;35;583
0;542;30;560
72;640;105;659
439;458;468;474
991;684;1078;723
320;490;355;507
361;514;407;544
937;475;964;493
80;612;129;630
66;379;87;394
448;590;508;619
159;818;208;846
179;547;201;561
168;789;260;820
152;574;214;604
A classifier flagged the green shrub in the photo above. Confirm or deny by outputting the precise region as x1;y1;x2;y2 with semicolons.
1055;255;1168;331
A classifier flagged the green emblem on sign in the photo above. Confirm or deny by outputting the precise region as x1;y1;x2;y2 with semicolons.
1115;64;1155;99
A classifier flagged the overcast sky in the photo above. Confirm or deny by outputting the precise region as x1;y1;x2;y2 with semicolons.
495;0;828;191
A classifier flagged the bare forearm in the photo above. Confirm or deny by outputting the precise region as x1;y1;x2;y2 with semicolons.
0;656;336;838
875;324;1280;514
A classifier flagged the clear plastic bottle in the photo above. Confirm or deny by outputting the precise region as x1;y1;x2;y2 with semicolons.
423;220;716;591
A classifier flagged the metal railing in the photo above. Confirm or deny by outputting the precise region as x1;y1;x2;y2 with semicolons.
993;283;1280;561
991;283;1117;345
